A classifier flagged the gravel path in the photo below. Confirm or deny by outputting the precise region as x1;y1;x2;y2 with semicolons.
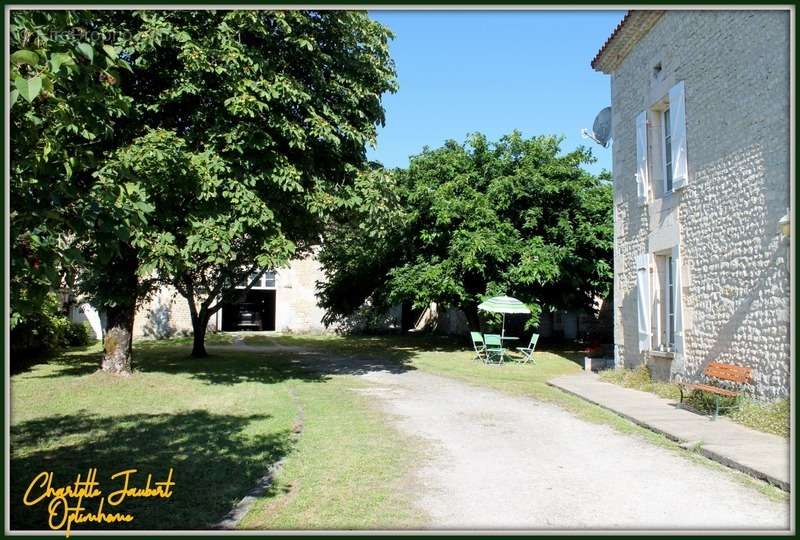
358;369;789;530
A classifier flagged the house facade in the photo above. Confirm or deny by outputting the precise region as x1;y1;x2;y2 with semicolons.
72;253;339;339
593;10;791;399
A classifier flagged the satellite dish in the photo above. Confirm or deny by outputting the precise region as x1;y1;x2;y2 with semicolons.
581;106;612;148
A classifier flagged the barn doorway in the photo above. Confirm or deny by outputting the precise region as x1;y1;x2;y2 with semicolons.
221;289;276;331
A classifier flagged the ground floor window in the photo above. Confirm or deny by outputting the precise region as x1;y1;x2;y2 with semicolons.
653;252;676;351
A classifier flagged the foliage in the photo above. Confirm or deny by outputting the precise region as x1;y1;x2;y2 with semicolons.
10;292;72;356
82;10;396;355
319;131;613;329
599;365;681;400
728;398;789;439
11;10;397;361
9;11;134;327
600;366;789;438
64;321;93;347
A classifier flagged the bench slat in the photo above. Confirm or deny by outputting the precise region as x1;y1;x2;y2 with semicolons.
703;362;752;383
681;383;740;398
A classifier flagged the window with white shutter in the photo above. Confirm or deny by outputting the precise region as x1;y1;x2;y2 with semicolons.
668;80;688;189
671;245;684;354
635;254;651;353
635;111;649;205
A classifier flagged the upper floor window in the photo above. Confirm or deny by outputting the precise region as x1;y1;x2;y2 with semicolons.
634;80;688;207
662;107;673;193
239;270;277;289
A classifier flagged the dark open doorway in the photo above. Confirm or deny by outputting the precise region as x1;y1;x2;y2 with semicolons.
221;290;276;331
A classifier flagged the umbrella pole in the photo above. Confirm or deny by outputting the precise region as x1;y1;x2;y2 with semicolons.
502;313;505;340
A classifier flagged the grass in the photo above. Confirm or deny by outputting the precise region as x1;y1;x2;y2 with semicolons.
598;364;682;401
243;334;684;443
11;332;787;533
10;338;422;532
598;365;790;438
244;333;788;502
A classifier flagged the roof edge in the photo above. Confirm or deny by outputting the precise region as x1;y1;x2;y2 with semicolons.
592;10;666;74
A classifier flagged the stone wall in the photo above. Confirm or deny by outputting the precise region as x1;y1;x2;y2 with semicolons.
274;254;330;333
134;286;195;339
609;10;790;399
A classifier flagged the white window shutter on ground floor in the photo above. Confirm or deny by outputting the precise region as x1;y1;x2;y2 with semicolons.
671;246;684;354
636;254;651;353
669;80;688;189
635;111;649;205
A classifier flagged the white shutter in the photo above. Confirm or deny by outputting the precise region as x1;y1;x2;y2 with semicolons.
79;303;103;340
636;254;651;353
669;81;688;189
671;246;684;354
635;111;649;206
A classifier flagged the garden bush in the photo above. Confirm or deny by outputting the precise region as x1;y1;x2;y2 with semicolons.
64;321;92;347
11;293;92;358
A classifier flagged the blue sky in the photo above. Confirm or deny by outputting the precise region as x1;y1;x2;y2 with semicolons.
366;10;624;175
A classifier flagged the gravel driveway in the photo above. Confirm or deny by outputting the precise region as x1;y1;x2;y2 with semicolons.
358;369;789;530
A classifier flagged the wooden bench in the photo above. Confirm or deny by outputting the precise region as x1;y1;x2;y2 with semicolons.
678;361;752;419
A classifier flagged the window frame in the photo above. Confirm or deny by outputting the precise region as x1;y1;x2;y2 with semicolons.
661;107;674;194
666;255;675;348
237;270;277;290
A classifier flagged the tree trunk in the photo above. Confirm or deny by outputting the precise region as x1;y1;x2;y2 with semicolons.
102;303;135;375
464;303;481;331
190;307;211;358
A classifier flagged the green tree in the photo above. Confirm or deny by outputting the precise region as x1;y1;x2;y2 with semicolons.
10;11;133;330
318;131;613;331
12;10;396;370
89;10;397;364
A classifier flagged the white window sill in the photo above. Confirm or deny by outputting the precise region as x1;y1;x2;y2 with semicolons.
650;350;675;359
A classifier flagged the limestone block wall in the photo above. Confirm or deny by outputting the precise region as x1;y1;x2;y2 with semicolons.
133;285;195;339
274;254;330;334
610;10;790;399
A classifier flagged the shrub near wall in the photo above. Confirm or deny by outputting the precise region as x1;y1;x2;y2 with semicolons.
10;293;91;358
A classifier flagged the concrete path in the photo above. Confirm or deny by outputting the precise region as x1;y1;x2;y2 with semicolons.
358;369;788;530
548;373;790;491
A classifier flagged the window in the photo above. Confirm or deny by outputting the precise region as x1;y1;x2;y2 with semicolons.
239;270;277;289
666;255;675;347
662;107;673;193
639;248;683;355
654;254;676;350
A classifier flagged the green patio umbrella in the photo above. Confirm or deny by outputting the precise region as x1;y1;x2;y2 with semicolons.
477;295;531;339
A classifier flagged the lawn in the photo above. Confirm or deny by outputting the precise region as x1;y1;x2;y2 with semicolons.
242;333;788;502
241;333;681;442
10;338;422;532
11;332;786;533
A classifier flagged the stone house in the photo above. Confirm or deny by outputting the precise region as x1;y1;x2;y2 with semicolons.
72;253;355;339
592;10;791;399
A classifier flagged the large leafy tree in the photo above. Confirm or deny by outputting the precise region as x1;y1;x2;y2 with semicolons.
11;10;397;371
106;10;397;360
318;132;613;331
10;11;133;329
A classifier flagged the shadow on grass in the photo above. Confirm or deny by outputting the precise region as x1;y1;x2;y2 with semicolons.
24;337;420;385
11;343;99;377
11;410;292;531
19;333;588;385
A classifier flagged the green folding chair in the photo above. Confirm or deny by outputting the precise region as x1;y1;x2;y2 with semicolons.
483;334;505;364
516;333;539;364
470;332;487;363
